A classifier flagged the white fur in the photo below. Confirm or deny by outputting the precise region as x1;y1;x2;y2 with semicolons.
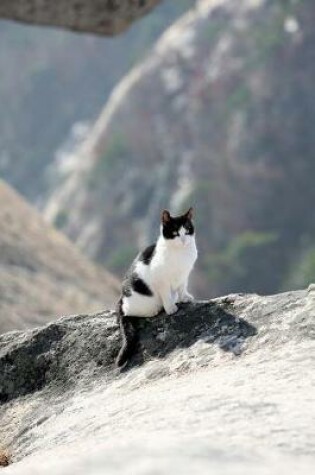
122;227;198;317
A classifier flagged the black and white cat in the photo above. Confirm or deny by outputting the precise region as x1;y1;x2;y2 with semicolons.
116;207;198;367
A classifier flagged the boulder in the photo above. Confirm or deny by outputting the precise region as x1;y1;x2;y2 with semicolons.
1;287;314;473
0;0;162;36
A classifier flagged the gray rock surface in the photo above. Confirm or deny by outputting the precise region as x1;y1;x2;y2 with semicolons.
1;287;314;473
0;0;162;36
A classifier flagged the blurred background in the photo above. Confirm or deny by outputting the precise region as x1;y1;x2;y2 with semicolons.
1;0;315;331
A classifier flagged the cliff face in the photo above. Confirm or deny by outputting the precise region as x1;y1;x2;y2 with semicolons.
0;0;161;36
0;180;119;334
44;0;315;297
0;287;314;473
0;1;194;203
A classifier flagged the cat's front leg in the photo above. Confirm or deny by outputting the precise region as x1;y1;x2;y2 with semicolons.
178;281;194;303
159;285;178;315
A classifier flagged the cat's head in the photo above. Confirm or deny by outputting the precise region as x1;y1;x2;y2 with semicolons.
160;208;195;247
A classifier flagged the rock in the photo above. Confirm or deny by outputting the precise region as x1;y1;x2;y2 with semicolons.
0;300;256;404
0;0;162;36
0;449;10;467
307;283;315;293
0;288;314;474
0;180;119;334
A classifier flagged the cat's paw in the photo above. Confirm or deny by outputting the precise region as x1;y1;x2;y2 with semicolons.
165;303;178;315
180;293;194;303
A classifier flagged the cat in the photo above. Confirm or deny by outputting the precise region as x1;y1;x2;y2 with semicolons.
116;207;198;367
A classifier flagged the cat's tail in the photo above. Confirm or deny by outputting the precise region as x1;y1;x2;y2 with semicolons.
115;298;138;368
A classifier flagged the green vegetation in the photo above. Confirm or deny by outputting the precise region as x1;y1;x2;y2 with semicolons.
98;132;129;174
107;246;137;273
201;16;228;44
54;211;69;229
89;131;129;189
245;0;302;69
226;84;251;112
284;246;315;290
205;232;277;283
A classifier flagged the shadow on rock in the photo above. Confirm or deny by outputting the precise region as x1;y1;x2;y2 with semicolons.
129;300;257;366
0;300;257;403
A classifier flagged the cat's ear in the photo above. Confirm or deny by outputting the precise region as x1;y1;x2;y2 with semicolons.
185;207;194;220
161;210;171;225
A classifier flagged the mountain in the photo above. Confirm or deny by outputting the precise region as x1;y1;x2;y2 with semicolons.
0;180;119;334
1;287;314;473
0;1;195;202
44;0;315;297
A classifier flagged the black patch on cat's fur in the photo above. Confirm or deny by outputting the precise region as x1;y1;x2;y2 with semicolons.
121;265;153;297
121;245;155;298
139;244;156;265
131;274;153;296
162;215;195;240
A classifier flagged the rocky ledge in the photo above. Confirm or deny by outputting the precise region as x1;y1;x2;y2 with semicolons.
0;287;314;474
0;0;161;36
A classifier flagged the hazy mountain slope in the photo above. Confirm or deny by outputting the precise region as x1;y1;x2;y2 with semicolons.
44;0;315;297
0;1;195;202
0;180;119;334
1;288;314;473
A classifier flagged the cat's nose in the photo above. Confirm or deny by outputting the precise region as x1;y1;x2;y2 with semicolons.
180;235;186;245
